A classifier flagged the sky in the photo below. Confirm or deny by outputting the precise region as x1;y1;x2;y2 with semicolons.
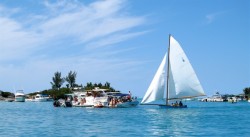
0;0;249;97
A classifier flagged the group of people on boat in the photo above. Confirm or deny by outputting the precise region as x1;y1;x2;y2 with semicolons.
171;101;183;107
73;96;87;105
53;90;137;108
108;93;134;107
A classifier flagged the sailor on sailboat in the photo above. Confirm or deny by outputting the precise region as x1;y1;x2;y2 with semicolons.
141;35;205;108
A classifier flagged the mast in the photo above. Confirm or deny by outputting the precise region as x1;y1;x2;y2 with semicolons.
166;34;171;105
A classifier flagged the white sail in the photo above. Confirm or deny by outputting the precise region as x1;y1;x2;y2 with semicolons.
168;36;205;99
141;54;167;104
141;35;205;105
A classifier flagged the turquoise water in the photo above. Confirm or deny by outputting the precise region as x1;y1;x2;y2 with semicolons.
0;101;250;137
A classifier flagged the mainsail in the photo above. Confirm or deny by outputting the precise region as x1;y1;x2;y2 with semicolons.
141;35;205;104
168;36;205;99
169;36;205;99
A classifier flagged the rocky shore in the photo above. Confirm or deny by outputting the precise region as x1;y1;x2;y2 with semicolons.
0;96;15;102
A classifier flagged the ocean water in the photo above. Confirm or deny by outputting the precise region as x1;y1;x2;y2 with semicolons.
0;101;250;137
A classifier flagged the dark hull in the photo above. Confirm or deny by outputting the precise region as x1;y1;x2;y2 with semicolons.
159;105;187;108
116;100;139;108
53;100;72;107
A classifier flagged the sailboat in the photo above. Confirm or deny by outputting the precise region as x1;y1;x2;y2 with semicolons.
141;35;205;108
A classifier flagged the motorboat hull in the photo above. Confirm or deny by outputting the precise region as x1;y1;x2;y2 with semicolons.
74;104;93;107
33;98;48;102
15;97;25;102
116;100;139;108
53;100;72;107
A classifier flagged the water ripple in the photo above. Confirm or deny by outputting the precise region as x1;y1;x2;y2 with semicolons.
0;101;250;136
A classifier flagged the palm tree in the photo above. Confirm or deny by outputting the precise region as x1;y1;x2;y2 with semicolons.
65;71;77;89
84;82;93;90
50;71;65;90
98;83;103;88
104;82;110;88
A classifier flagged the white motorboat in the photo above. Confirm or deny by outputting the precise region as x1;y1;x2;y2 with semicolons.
54;87;138;108
108;93;139;108
201;92;224;102
15;90;25;102
72;88;109;107
54;88;109;107
33;94;50;102
73;95;109;107
227;97;237;103
25;98;33;101
56;87;138;108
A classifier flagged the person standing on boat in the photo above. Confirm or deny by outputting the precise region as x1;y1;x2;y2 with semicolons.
174;101;178;106
128;91;132;100
179;101;183;106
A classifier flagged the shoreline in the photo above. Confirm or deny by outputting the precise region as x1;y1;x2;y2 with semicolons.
0;96;15;102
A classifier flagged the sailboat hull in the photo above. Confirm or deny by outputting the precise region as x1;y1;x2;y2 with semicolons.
159;104;187;109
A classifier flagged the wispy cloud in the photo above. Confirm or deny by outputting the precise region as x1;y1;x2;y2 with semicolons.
0;0;147;59
85;30;149;49
38;0;147;46
0;5;20;16
205;11;226;24
0;0;148;92
0;17;41;61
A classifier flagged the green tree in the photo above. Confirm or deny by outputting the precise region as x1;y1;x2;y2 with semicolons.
83;82;119;92
28;88;72;100
65;71;77;88
50;71;65;90
104;82;110;88
243;87;250;95
1;91;14;98
98;82;102;88
84;82;93;90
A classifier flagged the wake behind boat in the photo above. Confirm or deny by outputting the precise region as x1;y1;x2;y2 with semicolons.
141;35;206;108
